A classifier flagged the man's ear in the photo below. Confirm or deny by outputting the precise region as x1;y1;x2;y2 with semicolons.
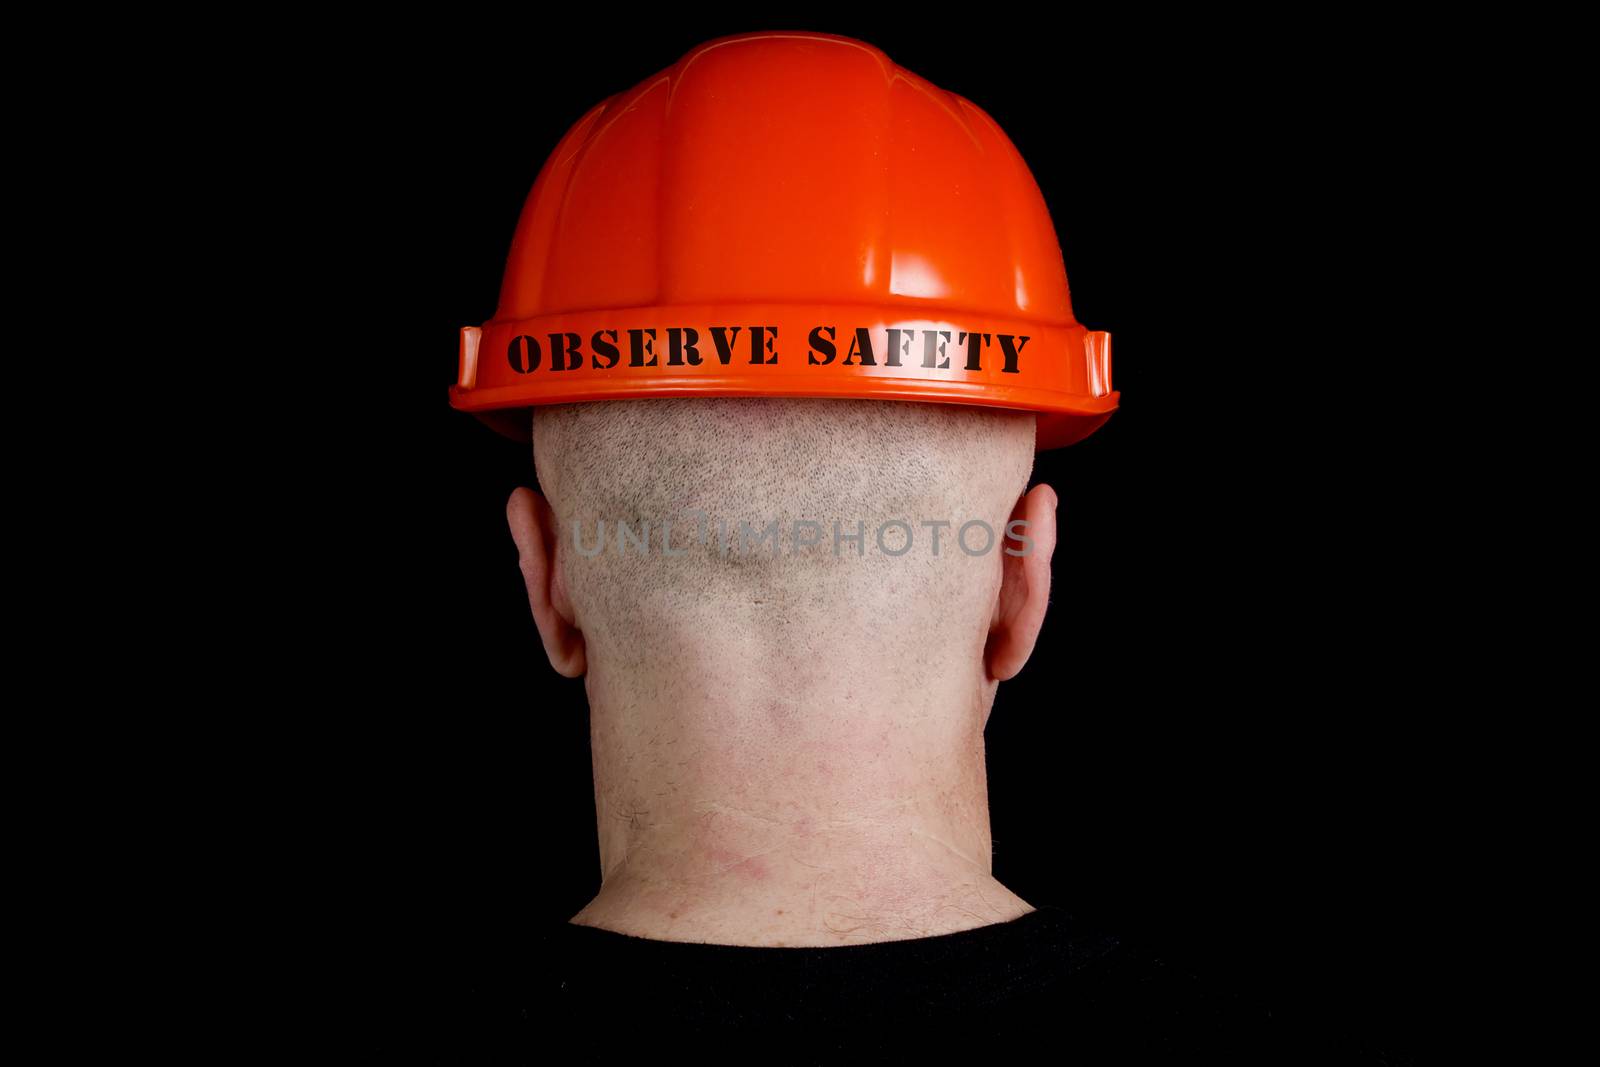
506;487;586;678
985;483;1058;682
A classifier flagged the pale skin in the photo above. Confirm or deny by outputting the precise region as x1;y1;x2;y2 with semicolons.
506;481;1059;947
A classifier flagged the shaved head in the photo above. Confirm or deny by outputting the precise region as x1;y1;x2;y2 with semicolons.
532;398;1036;690
506;396;1060;942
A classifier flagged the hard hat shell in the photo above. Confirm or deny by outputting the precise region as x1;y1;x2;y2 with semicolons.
450;30;1118;450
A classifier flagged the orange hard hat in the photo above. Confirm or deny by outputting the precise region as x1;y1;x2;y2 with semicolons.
450;30;1118;451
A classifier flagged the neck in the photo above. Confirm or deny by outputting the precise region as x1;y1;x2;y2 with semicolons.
568;648;1033;946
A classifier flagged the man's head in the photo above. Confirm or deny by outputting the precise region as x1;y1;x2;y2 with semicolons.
506;398;1057;720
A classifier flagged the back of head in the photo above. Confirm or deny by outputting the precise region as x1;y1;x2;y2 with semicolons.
533;397;1035;712
473;32;1101;945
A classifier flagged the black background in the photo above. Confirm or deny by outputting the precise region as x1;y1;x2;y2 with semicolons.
300;16;1430;1057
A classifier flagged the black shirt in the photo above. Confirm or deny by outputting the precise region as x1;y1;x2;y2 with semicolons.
455;904;1405;1063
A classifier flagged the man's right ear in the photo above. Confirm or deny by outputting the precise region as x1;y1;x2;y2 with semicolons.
505;487;586;678
984;482;1057;683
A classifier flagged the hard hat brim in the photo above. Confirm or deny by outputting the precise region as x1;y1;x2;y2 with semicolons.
449;306;1118;452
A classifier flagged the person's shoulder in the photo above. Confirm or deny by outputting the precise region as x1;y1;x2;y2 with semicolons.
984;905;1408;1064
453;907;1408;1063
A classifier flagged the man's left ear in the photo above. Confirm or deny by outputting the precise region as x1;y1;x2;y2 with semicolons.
506;487;586;678
985;483;1058;682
